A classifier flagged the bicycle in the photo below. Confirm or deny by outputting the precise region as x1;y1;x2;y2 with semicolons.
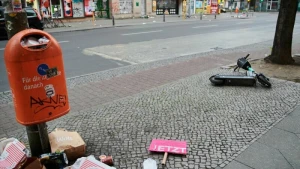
52;11;66;27
42;15;55;28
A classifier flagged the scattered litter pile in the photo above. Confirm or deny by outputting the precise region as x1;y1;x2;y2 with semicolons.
1;128;187;169
0;129;116;169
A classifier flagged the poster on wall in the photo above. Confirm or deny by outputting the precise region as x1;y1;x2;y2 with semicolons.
119;0;132;14
40;0;51;17
84;0;94;16
72;0;84;17
152;0;156;12
195;0;201;8
12;0;22;11
64;0;73;17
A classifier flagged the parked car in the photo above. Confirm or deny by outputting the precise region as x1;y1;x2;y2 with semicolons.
0;7;44;39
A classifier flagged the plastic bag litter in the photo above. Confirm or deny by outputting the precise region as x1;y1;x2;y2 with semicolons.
21;36;49;47
143;158;157;169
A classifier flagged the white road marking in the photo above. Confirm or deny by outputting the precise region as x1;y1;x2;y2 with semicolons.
122;30;163;36
58;41;70;43
192;25;218;28
236;21;254;25
0;48;4;51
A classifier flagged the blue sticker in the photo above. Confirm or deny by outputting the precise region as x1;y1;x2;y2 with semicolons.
37;64;49;76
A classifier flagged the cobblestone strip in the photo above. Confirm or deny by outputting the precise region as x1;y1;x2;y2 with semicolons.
50;68;300;169
1;51;300;168
0;47;274;136
2;44;300;137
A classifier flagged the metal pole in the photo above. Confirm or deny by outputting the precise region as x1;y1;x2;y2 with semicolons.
260;2;261;12
112;15;115;26
230;1;233;15
37;123;50;154
26;123;50;157
163;7;165;22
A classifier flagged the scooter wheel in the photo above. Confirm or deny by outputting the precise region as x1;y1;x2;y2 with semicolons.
209;75;225;86
257;74;272;88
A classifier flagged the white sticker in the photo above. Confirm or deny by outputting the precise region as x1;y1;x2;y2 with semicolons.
44;84;55;98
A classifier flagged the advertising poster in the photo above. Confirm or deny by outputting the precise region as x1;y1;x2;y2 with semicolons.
84;0;94;16
40;0;51;17
72;0;84;17
195;0;202;8
64;0;73;17
12;0;22;11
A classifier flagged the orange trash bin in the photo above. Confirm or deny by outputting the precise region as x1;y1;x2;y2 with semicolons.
4;29;70;125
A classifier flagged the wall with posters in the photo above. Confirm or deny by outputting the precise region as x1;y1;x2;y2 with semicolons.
111;0;132;14
84;0;94;16
63;0;73;17
72;0;84;17
41;0;51;17
119;0;132;13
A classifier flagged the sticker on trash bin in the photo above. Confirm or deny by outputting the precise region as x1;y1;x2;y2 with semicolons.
45;84;55;97
37;64;49;76
46;67;58;78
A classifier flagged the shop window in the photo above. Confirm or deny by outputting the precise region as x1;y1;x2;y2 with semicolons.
26;8;37;16
152;0;156;12
50;0;63;18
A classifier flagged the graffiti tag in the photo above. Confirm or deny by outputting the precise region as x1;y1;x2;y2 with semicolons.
30;95;67;114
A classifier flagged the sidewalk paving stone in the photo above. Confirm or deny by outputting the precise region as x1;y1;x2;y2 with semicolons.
1;39;300;168
223;161;253;169
234;142;293;169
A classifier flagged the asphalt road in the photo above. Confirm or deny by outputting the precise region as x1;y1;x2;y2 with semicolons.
0;13;299;91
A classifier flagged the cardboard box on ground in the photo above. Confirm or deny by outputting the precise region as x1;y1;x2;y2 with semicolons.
48;128;86;161
21;157;46;169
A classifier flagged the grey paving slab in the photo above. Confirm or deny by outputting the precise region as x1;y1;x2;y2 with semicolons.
257;127;300;152
278;146;300;169
276;113;300;134
223;160;253;169
288;105;300;118
235;142;293;169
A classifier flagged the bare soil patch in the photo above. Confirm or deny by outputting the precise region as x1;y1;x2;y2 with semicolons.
250;56;300;83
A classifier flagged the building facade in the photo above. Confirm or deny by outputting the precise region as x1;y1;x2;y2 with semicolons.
254;0;280;11
0;0;299;19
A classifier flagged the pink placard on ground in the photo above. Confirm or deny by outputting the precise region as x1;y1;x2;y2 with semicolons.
148;139;187;155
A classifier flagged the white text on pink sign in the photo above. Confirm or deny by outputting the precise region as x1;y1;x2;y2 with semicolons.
153;145;186;153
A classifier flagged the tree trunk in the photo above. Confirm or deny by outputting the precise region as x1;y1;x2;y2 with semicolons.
4;1;29;39
265;0;298;64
